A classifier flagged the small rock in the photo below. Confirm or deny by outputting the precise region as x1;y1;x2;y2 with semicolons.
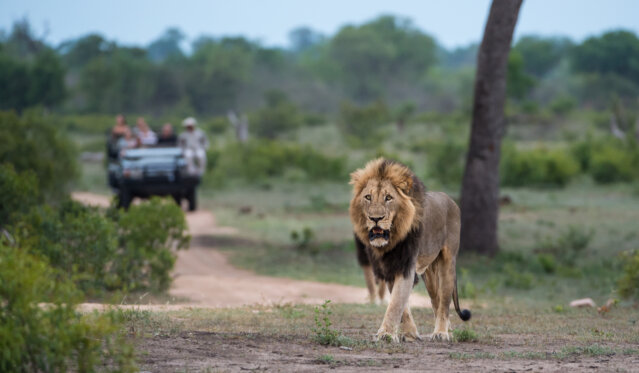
339;346;352;351
569;298;596;308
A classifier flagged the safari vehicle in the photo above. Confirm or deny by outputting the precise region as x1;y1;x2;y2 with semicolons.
107;144;200;210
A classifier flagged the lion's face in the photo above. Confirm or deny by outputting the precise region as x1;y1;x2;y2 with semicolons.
357;179;403;247
349;159;417;251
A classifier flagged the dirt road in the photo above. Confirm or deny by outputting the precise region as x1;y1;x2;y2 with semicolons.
72;192;431;309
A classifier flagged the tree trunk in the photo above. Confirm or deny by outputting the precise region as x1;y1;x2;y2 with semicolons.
460;0;523;256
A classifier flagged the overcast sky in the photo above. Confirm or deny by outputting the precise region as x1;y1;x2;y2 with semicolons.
1;0;638;49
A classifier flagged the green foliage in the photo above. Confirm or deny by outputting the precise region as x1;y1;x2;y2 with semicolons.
590;146;636;184
291;227;316;254
312;300;341;346
537;225;593;267
503;264;535;290
329;15;437;100
0;111;78;200
501;144;579;187
251;91;303;139
549;95;577;116
0;28;66;111
571;30;639;85
209;140;346;185
618;250;639;300
0;242;136;372
452;328;478;342
513;36;572;78
337;100;389;145
507;51;536;100
0;164;39;228
14;201;118;295
12;197;189;294
426;139;466;187
114;197;190;292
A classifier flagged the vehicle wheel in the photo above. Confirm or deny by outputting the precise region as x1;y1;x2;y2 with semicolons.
118;188;132;209
172;194;182;207
186;188;197;211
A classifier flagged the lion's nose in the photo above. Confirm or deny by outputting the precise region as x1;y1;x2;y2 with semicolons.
369;216;384;224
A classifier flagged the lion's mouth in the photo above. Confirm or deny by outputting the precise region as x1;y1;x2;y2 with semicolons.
368;227;390;241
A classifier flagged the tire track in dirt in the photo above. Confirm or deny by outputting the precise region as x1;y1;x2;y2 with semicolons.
72;192;431;310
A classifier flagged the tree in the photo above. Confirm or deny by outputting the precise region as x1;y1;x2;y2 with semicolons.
460;0;523;256
147;28;185;62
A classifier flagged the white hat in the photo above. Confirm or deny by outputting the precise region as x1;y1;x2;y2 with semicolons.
182;117;197;127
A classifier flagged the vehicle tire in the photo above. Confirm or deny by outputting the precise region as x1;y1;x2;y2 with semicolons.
172;194;182;207
186;188;197;211
118;188;132;209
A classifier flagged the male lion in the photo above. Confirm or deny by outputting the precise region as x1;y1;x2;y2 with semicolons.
349;158;471;342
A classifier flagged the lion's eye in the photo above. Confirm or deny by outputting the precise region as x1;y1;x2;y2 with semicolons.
385;195;393;202
364;194;371;201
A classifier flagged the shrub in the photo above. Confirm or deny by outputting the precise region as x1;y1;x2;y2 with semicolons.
590;146;635;183
501;144;579;187
312;300;341;346
618;250;639;300
549;95;576;116
209;140;346;185
251;90;303;139
0;163;39;228
503;264;534;289
337;100;389;146
452;328;478;342
536;225;593;266
0;110;78;200
114;197;190;292
14;200;118;296
0;242;136;372
426;139;466;187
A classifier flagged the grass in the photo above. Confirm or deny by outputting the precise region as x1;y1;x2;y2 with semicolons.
118;302;639;362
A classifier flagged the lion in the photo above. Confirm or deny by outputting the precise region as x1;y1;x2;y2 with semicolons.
349;158;471;342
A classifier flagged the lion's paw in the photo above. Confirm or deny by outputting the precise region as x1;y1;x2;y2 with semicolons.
374;330;399;343
401;331;423;342
428;331;451;342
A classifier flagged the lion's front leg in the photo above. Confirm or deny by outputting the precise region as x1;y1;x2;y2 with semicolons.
374;269;414;343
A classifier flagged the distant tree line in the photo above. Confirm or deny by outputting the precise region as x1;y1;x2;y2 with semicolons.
1;17;639;116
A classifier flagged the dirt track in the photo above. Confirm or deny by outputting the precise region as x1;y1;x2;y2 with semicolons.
72;192;431;310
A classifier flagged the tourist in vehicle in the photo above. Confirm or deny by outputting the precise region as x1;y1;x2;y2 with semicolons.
135;117;158;146
117;127;138;153
157;123;178;146
111;114;129;138
178;117;209;175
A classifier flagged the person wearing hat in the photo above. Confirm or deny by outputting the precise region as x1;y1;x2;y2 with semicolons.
178;117;209;176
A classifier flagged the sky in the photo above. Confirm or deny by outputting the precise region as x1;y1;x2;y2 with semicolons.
1;0;638;50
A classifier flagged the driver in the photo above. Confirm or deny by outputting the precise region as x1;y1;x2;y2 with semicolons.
178;117;209;176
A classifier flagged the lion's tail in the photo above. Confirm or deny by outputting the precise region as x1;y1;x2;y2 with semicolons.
453;275;472;321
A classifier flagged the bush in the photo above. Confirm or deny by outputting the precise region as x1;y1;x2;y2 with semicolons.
0;110;78;200
536;225;593;266
0;242;136;372
14;200;118;296
426;139;466;187
549;95;576;116
114;197;190;292
337;100;389;146
618;250;639;300
209;140;346;185
0;164;39;228
501;144;579;187
251;91;303;139
590;146;635;183
13;198;189;294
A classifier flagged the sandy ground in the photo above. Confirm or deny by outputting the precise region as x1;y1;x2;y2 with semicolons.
72;192;431;310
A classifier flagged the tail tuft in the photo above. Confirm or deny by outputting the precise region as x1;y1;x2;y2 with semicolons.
459;309;471;321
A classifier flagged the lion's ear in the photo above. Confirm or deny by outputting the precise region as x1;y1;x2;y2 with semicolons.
396;174;413;195
349;168;365;185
